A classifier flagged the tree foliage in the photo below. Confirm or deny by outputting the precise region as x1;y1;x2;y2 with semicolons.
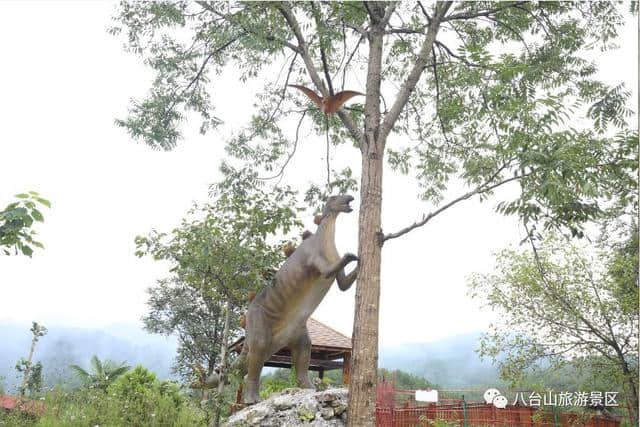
16;322;47;397
111;1;635;226
14;360;43;396
469;231;639;423
112;1;637;422
0;192;50;257
136;167;303;380
107;365;186;426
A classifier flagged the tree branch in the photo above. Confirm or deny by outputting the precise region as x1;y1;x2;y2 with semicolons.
383;165;528;242
276;2;363;143
431;46;453;147
523;225;617;348
196;1;302;54
311;2;334;95
339;33;365;91
258;110;307;183
435;40;484;68
163;34;244;126
380;2;399;29
482;16;532;55
416;1;431;25
378;1;452;144
443;1;529;22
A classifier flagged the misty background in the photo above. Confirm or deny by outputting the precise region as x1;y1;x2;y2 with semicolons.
0;321;497;393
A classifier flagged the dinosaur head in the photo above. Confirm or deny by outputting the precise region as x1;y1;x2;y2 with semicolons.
322;195;354;217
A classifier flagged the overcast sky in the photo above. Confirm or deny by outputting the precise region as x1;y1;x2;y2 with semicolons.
1;2;637;346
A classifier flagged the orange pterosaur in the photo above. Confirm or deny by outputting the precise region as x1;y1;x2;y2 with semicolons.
289;85;364;114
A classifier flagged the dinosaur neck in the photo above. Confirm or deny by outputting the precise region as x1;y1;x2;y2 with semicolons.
317;213;337;247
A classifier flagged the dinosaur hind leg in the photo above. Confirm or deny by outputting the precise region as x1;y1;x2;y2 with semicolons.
244;307;272;404
290;328;313;389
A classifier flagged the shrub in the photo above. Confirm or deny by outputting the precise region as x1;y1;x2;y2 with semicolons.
5;370;206;426
107;365;185;425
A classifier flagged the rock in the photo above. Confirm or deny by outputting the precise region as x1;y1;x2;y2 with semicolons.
224;387;348;427
243;405;270;425
333;404;347;416
315;391;340;406
320;407;334;420
273;395;296;411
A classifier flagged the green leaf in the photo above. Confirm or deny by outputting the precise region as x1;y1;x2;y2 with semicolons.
31;209;44;222
14;193;29;199
20;245;33;257
35;197;51;208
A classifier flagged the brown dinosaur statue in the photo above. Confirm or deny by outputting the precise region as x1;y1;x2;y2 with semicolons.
198;195;359;404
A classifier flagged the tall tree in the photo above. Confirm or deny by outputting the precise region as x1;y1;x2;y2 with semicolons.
137;168;302;423
469;231;639;424
16;322;47;397
112;2;637;423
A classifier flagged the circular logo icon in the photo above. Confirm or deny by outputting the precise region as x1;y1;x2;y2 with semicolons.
493;395;508;409
484;388;501;405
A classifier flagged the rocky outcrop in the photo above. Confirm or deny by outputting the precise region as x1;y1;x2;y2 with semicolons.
223;388;348;426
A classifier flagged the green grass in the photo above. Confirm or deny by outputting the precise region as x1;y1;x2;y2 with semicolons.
0;386;207;426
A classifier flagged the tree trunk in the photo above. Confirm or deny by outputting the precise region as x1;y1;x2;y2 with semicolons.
347;7;385;424
622;363;639;425
19;333;38;397
213;301;232;427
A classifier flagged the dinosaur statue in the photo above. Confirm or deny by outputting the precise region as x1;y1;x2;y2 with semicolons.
199;195;359;404
288;85;364;114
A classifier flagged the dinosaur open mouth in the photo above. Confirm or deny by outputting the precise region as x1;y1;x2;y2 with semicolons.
343;196;354;212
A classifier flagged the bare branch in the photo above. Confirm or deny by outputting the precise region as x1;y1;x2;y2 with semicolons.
258;110;307;182
384;27;427;35
339;33;365;91
380;2;399;29
435;40;484;68
311;2;334;96
383;165;528;242
417;1;431;24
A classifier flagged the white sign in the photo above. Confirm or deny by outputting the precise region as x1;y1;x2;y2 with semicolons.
415;389;438;403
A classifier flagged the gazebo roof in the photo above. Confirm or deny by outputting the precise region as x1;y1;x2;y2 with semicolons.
306;318;352;350
229;317;352;355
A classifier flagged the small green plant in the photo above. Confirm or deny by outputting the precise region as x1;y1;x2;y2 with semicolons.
16;379;206;426
297;408;315;423
260;369;298;399
69;355;130;391
426;419;458;427
106;365;187;425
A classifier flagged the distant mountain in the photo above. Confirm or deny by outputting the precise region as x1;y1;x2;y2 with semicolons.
0;321;178;393
379;332;502;388
1;322;499;393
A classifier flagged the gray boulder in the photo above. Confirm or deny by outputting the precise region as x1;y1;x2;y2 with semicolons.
224;387;348;427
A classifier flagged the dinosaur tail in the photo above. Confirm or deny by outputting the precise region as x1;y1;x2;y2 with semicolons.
196;345;249;389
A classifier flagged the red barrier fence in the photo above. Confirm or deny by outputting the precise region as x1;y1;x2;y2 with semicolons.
375;383;623;427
